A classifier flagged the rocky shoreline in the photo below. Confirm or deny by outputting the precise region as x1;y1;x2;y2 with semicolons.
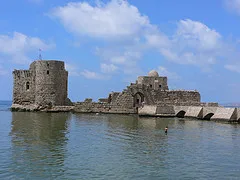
11;104;74;112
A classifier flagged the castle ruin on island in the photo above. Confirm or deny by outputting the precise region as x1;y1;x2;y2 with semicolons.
12;60;71;111
11;60;240;122
74;70;205;114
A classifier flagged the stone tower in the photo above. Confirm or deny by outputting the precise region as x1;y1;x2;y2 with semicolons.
13;60;69;107
136;70;168;90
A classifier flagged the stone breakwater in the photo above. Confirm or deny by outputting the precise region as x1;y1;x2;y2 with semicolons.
11;103;240;122
139;105;240;122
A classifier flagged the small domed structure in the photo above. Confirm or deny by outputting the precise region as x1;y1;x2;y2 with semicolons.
148;70;159;77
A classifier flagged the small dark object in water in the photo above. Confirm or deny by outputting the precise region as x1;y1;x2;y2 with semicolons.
165;126;168;134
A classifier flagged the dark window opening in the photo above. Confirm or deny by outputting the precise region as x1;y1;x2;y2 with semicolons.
47;70;49;74
150;84;153;88
47;63;49;67
159;85;162;88
26;82;30;91
133;92;144;107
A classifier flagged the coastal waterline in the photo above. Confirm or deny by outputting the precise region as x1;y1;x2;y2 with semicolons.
0;103;240;179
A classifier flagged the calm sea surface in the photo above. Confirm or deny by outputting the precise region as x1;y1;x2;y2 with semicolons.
0;101;240;179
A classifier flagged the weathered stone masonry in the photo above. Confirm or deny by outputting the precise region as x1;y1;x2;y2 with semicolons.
12;60;70;110
74;70;202;113
11;60;240;121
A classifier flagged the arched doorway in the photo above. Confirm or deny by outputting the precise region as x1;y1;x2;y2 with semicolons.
176;110;186;118
203;113;214;120
133;92;144;108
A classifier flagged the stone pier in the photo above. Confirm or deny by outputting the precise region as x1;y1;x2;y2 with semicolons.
139;105;240;122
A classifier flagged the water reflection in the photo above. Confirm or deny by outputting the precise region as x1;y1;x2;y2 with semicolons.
10;112;71;179
4;112;240;179
104;115;175;176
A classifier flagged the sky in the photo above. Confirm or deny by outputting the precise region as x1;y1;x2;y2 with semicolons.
0;0;240;103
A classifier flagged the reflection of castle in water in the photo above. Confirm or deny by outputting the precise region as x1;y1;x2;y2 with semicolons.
105;114;174;130
104;114;173;168
10;112;71;178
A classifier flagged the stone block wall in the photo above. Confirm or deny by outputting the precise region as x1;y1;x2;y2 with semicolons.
12;70;35;105
211;107;237;121
153;90;200;106
139;105;157;116
74;91;136;114
98;98;109;103
108;92;120;103
74;102;136;114
156;105;175;115
34;60;68;106
137;76;168;90
12;60;69;107
112;91;134;108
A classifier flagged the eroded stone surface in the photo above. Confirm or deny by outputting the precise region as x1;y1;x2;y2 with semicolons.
74;70;204;114
211;107;237;121
12;60;71;111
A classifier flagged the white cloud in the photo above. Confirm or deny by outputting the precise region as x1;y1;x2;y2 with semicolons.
50;0;240;78
50;0;153;77
225;0;240;15
80;69;108;80
148;19;224;67
100;63;118;73
225;64;240;73
145;33;171;49
0;32;54;64
65;63;80;76
157;66;180;80
176;19;222;51
50;0;153;40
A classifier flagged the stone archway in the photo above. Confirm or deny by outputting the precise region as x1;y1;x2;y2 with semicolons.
133;92;144;107
203;113;214;120
176;110;186;118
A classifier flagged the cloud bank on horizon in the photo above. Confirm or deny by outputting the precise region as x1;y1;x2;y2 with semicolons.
0;0;240;102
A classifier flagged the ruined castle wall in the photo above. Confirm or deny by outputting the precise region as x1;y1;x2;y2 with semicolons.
12;70;35;105
153;90;201;106
108;92;120;103
34;60;68;106
74;91;136;114
112;91;135;109
137;76;168;90
74;102;136;114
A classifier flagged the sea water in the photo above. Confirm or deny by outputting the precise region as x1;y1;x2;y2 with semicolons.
0;101;240;179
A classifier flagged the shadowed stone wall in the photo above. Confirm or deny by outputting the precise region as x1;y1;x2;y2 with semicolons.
13;60;69;107
13;70;35;105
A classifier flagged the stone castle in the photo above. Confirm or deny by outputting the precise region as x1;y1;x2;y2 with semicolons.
12;60;71;110
11;60;240;122
74;69;211;114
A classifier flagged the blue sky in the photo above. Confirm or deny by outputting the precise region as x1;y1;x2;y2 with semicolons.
0;0;240;103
